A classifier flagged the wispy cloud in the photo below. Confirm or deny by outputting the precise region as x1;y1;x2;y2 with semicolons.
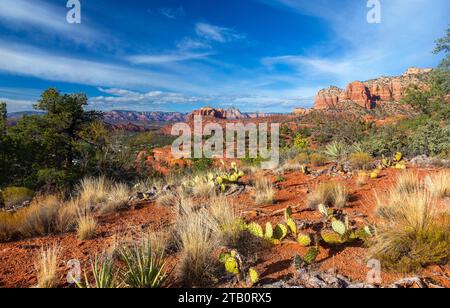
127;51;214;65
0;42;206;93
0;0;110;48
195;23;245;43
159;6;185;19
176;38;212;50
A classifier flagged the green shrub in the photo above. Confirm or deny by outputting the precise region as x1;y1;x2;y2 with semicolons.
293;134;309;150
1;187;34;208
350;152;372;170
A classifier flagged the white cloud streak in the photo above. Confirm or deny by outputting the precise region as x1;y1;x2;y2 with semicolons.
195;23;245;43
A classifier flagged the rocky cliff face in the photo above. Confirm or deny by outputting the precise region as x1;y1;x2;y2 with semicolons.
313;67;432;110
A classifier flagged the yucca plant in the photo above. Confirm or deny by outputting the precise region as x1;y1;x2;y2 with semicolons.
120;243;167;288
76;255;117;288
324;141;348;161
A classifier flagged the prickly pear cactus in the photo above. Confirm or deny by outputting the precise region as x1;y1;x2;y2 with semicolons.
265;222;273;240
286;218;297;237
293;254;303;270
394;152;403;162
273;224;288;241
321;230;346;244
225;257;240;275
247;222;264;238
284;206;293;221
219;252;232;263
248;268;260;286
331;219;347;236
297;233;312;247
303;247;319;265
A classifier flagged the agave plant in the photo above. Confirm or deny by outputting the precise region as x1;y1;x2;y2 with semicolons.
75;254;117;289
324;141;348;161
119;242;167;288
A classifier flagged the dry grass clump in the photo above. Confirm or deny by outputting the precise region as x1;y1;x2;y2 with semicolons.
1;186;34;208
156;192;180;207
254;176;275;205
175;198;219;286
425;171;450;199
371;188;450;272
208;196;244;247
78;177;130;214
307;182;348;209
289;152;310;165
35;244;60;288
349;152;372;170
20;195;61;237
309;153;328;167
356;174;368;187
76;213;98;240
395;172;422;195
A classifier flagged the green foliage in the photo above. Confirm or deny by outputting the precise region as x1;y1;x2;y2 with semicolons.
120;243;167;288
76;255;117;289
293;134;309;150
191;157;214;173
324;140;348;161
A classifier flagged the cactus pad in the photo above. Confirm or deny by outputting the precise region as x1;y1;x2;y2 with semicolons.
247;222;264;238
273;224;288;241
297;233;312;247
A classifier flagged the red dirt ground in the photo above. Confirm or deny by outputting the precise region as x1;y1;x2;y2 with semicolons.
0;166;449;288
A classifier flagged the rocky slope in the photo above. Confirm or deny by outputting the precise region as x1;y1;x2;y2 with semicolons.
314;67;432;110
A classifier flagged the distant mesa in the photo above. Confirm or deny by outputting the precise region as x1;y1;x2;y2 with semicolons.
312;67;433;111
187;106;272;120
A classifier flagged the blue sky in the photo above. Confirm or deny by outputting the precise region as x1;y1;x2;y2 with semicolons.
0;0;448;113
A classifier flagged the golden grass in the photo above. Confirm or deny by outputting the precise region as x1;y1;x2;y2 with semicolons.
371;187;450;272
156;192;180;207
395;172;422;195
254;176;275;206
356;174;368;187
426;171;450;199
20;195;61;237
309;153;328;167
78;177;130;214
35;244;60;288
349;152;372;170
208;196;243;247
307;182;348;209
1;186;34;208
176;198;219;286
76;213;98;241
143;229;172;257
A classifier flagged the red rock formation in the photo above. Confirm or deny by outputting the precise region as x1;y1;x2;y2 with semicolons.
312;67;432;111
314;86;345;109
188;107;226;120
345;81;372;109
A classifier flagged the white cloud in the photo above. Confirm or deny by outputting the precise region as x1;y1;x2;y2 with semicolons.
0;97;36;112
127;51;214;65
0;42;208;93
176;38;212;50
195;23;245;43
0;0;110;48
